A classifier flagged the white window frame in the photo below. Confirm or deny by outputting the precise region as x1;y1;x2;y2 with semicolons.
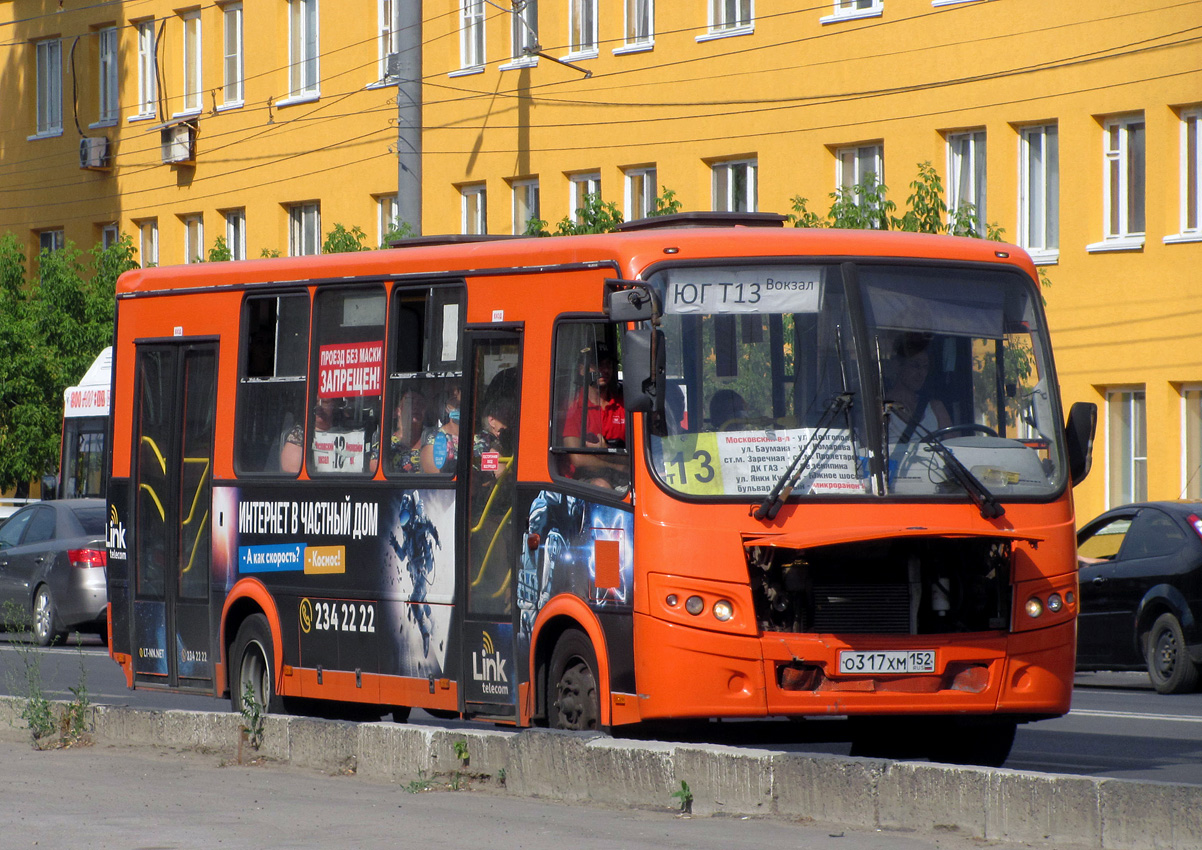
504;0;538;67
224;209;246;260
101;224;120;250
377;194;399;244
222;3;244;107
289;203;321;256
712;159;757;212
616;0;653;53
97;27;119;125
183;215;204;264
947;130;987;237
700;0;753;40
39;229;65;253
1168;108;1202;244
1181;385;1202;499
569;172;601;222
462;185;488;235
378;0;401;81
288;0;320;101
138;219;159;266
1089;115;1145;252
1018;123;1059;263
568;0;598;58
512;179;540;234
837;143;883;191
625;167;657;220
179;11;202;116
1106;388;1147;509
822;0;883;24
34;39;63;137
460;0;485;71
134;21;157;120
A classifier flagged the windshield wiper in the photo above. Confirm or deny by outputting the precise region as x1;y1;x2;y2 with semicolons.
754;392;854;521
889;404;1005;520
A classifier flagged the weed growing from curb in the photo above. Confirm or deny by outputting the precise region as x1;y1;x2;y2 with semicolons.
672;780;694;816
238;681;265;759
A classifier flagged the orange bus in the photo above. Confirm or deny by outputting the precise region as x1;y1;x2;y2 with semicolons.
105;214;1095;766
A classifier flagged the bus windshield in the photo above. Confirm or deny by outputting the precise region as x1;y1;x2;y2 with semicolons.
645;261;1064;502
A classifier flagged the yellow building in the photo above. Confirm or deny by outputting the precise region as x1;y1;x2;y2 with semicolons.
1;0;1199;522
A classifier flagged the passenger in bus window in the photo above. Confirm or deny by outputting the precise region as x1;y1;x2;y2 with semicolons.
390;389;429;473
562;343;627;488
473;395;514;482
279;414;304;474
709;389;748;431
420;385;461;473
885;333;950;445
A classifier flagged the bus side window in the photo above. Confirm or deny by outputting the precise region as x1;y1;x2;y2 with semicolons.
235;293;310;475
385;285;464;476
309;287;387;476
550;321;629;493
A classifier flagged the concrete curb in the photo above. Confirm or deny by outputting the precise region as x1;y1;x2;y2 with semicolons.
3;696;1199;849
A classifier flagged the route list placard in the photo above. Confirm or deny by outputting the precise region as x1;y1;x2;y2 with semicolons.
655;428;866;497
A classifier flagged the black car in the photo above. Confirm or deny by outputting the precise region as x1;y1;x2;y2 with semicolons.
0;499;108;646
1076;501;1202;694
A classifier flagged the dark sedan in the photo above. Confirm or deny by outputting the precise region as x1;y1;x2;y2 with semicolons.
1076;501;1202;694
0;499;108;646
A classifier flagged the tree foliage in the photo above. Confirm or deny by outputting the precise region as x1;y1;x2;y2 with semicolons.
0;233;135;492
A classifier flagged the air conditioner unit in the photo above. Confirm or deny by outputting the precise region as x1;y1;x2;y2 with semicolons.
160;123;196;165
79;136;111;170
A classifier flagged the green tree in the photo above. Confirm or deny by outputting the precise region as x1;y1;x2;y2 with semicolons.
322;223;370;253
207;235;233;262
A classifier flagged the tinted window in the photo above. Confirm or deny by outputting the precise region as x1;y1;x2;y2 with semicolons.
70;504;106;536
1122;508;1188;559
0;509;33;548
24;507;57;544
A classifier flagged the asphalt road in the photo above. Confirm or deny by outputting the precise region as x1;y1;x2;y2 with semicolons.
4;632;1201;785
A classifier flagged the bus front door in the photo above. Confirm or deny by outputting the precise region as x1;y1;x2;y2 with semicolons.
130;343;217;692
459;331;522;719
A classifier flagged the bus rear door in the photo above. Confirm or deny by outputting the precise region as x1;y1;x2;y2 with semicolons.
459;330;522;720
129;342;218;691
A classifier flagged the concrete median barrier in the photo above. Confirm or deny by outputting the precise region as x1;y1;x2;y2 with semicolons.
3;696;1200;850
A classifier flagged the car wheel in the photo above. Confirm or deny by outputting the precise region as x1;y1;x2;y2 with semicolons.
547;629;602;731
32;585;62;647
229;614;285;714
1146;613;1200;695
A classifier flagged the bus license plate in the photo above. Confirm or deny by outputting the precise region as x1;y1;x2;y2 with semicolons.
838;650;936;675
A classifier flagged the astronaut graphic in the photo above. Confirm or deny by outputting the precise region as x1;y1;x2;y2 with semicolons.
387;491;441;656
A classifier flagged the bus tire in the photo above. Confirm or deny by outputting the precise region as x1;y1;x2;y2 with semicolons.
547;629;601;731
230;614;285;714
1146;613;1200;694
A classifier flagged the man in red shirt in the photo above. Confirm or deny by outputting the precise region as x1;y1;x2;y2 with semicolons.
562;343;627;488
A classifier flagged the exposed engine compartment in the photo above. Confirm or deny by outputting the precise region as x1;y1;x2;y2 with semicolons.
746;537;1012;635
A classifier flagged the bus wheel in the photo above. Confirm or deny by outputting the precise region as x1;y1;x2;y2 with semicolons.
1146;613;1200;694
548;629;600;731
230;614;285;714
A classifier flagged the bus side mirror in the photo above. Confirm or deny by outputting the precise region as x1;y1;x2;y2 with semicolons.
40;475;58;501
1065;401;1096;487
622;327;665;416
605;280;660;323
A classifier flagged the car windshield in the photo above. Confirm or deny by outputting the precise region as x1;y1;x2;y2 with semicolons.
645;261;1065;503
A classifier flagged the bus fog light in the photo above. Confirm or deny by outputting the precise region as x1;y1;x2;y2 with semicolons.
685;595;704;616
1065;591;1075;606
712;600;733;621
666;594;679;607
1025;597;1044;618
1046;593;1063;613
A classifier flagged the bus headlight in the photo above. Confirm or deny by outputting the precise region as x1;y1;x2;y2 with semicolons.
1046;593;1063;613
1025;597;1044;618
712;600;733;622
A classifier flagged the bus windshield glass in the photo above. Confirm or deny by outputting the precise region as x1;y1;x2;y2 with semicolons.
645;262;1064;502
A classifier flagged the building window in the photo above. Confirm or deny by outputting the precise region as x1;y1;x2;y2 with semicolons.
136;21;157;118
626;167;656;220
224;209;246;260
1018;124;1059;261
712;159;757;212
290;203;321;255
223;4;244;106
377;194;399;243
180;11;202;114
707;0;752;34
1175;108;1201;240
1108;389;1147;507
98;27;118;124
101;224;120;249
512;179;540;234
461;0;485;70
570;172;601;222
947;130;986;236
569;0;598;56
462;185;487;235
622;0;653;49
511;0;538;61
183;215;204;264
1183;387;1202;499
1102;115;1146;245
137;219;158;266
378;0;400;79
35;39;62;136
39;229;65;254
289;0;320;98
836;143;885;223
823;0;882;22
